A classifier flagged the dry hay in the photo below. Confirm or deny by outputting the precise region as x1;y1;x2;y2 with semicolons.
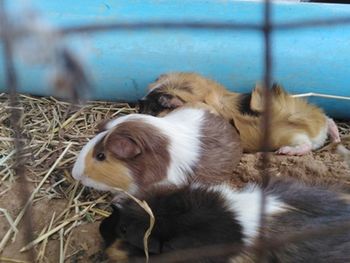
0;93;350;262
0;93;135;262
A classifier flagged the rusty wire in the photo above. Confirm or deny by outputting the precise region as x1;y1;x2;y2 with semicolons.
0;1;36;261
253;0;273;262
57;16;350;35
3;16;350;41
1;0;350;262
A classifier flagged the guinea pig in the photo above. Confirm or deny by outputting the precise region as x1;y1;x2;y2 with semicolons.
72;107;242;193
100;178;350;263
139;72;341;155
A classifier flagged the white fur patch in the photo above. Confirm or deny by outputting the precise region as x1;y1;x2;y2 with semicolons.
289;116;328;151
210;183;286;244
80;176;116;192
105;114;142;130
290;133;312;147
155;108;204;184
310;120;328;150
72;131;108;181
80;176;138;194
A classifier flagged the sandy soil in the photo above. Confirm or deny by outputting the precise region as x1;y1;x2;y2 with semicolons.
0;179;108;263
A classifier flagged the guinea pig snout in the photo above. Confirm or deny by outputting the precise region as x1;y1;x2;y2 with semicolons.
72;158;83;180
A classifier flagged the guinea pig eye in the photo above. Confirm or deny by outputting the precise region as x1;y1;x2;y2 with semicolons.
96;152;106;161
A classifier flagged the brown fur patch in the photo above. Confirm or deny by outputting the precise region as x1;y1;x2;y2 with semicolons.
193;111;242;183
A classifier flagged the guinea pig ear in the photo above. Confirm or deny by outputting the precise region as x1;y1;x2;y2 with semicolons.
271;82;288;97
106;132;141;159
250;83;265;112
158;94;184;109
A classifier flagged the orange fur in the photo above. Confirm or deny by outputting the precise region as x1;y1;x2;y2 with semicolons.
106;240;129;262
149;72;238;121
84;148;132;190
147;72;327;153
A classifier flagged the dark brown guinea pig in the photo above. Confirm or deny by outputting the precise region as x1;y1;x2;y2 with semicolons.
139;72;340;155
100;178;350;263
100;183;245;263
72;107;242;193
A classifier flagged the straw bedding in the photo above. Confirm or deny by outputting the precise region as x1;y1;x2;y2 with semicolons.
0;93;349;262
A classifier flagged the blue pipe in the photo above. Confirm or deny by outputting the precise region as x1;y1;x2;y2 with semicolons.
0;0;349;119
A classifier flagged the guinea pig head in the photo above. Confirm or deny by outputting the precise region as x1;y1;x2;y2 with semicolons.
72;120;170;193
139;72;223;116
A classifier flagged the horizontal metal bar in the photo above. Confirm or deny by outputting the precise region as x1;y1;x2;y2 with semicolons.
1;16;350;41
58;21;263;35
57;17;350;36
275;16;350;30
292;92;350;101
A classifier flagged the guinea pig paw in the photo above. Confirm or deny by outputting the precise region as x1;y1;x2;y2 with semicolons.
276;144;311;156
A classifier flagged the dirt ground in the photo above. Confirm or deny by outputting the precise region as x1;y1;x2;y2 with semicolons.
0;94;349;263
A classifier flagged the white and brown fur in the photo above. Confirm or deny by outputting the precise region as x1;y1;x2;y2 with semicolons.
72;107;242;193
139;72;341;155
100;178;350;263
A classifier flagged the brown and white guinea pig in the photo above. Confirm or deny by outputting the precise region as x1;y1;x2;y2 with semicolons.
139;72;341;155
100;178;350;263
72;107;242;193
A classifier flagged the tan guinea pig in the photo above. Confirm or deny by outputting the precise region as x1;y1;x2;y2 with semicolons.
72;107;242;193
139;72;341;155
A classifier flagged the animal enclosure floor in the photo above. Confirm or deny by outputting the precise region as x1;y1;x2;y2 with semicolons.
0;93;349;262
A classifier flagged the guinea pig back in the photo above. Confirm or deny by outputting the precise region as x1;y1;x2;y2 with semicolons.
72;107;242;193
100;178;350;263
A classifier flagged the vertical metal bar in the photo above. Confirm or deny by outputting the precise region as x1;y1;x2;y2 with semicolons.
0;0;36;260
256;0;273;261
